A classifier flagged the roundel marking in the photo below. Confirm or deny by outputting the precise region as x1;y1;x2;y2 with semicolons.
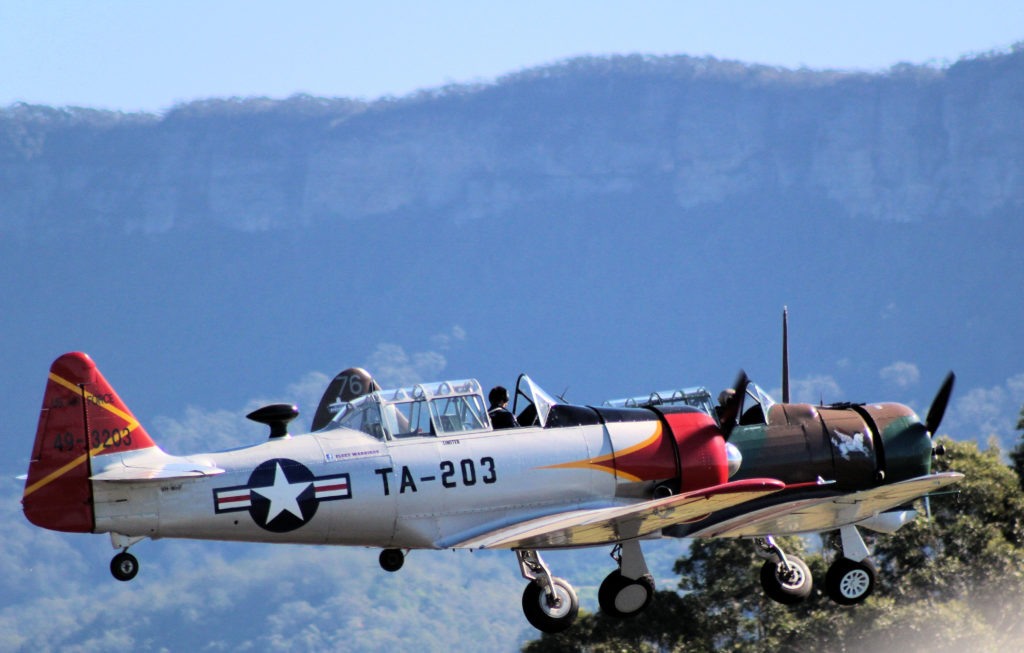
213;458;352;533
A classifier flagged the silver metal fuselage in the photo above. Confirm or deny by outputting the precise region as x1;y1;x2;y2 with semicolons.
91;420;658;550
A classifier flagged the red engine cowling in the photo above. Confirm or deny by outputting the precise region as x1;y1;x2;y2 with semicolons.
658;408;730;492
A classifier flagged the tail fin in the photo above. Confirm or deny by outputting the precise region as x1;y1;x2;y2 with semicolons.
23;352;156;532
310;367;381;431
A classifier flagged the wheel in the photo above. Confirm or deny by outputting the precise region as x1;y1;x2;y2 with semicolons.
598;570;655;618
379;548;404;572
760;556;811;604
522;577;579;633
110;551;139;582
825;557;876;605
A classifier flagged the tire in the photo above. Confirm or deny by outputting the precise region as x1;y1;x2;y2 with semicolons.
825;557;876;605
760;556;811;604
110;552;139;582
522;577;579;633
598;570;655;618
379;548;404;572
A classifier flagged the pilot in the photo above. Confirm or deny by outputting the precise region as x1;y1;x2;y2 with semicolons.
488;386;519;430
715;388;735;422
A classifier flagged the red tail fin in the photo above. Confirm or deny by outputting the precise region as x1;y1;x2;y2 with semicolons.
23;352;156;532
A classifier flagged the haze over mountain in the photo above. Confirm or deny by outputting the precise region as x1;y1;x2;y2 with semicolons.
4;50;1024;233
2;49;1022;651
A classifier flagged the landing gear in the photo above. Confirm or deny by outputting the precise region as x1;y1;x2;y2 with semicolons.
753;526;879;606
514;540;654;631
516;549;579;633
599;570;655;617
522;577;579;634
379;548;405;572
110;551;139;582
824;524;876;605
825;557;876;605
754;535;811;604
759;556;812;604
598;540;655;618
108;533;145;582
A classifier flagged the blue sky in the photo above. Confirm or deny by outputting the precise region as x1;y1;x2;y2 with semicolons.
2;0;1022;112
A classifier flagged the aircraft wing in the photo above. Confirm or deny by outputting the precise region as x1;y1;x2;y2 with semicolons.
686;471;964;538
447;478;784;549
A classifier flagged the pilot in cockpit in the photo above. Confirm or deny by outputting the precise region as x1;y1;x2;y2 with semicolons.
715;388;735;423
487;386;519;430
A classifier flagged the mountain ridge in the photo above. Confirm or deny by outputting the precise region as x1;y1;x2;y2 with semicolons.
3;48;1023;236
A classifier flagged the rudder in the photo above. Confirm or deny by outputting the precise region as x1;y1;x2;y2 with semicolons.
23;352;156;532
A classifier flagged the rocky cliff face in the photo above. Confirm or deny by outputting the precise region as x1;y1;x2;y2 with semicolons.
2;49;1023;235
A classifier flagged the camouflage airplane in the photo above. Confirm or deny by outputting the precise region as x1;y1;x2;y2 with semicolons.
22;348;959;632
607;309;963;606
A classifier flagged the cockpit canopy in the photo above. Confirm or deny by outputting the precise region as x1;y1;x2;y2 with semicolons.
604;387;717;418
320;379;490;440
603;383;776;427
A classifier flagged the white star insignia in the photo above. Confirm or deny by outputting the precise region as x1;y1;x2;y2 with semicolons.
251;462;310;523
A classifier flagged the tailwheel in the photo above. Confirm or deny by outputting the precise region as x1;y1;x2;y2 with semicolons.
760;556;811;604
110;551;139;582
825;557;876;605
598;569;655;618
522;577;579;633
379;548;405;572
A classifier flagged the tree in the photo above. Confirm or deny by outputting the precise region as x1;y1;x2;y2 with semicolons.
1008;405;1024;488
524;436;1024;652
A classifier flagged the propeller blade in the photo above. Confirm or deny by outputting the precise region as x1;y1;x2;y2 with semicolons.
924;371;956;436
719;371;750;441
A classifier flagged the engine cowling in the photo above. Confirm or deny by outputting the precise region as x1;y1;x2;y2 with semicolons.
584;405;732;497
657;407;730;492
729;402;933;490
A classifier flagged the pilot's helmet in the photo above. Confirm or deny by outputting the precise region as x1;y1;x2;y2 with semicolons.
718;388;735;406
489;386;510;407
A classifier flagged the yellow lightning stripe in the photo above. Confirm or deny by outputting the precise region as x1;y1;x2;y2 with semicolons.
537;422;662;482
23;452;89;498
22;372;139;499
46;372;141;431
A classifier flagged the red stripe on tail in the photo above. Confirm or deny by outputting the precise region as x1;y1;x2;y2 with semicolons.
22;352;156;533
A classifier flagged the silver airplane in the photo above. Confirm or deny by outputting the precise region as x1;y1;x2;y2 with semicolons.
21;353;958;632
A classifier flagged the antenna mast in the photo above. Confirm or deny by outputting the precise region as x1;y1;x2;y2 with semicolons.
782;307;790;403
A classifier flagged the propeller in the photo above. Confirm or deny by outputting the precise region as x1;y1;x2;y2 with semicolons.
924;371;955;436
921;371;955;518
718;370;750;441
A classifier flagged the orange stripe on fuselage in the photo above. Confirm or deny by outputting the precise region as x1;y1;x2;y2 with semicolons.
537;422;663;482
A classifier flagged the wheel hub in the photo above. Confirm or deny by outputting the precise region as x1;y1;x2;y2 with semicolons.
778;563;805;589
540;586;572;618
614;584;649;613
840;569;871;598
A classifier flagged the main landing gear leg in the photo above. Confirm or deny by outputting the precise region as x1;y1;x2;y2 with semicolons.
516;549;579;633
109;532;145;582
754;535;812;604
599;539;655;619
825;525;876;605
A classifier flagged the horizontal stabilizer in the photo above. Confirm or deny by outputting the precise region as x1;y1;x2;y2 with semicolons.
91;461;225;482
446;478;784;549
